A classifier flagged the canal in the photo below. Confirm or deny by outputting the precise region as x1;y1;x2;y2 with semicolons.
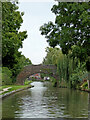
2;81;90;119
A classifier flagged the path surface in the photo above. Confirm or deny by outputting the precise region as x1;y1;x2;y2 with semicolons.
0;87;12;94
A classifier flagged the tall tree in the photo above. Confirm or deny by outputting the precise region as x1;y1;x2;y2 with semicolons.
43;47;61;65
2;2;27;70
40;2;90;66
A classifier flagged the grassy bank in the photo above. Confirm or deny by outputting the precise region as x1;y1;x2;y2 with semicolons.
0;84;32;95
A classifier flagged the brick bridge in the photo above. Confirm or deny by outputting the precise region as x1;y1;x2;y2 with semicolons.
16;64;59;85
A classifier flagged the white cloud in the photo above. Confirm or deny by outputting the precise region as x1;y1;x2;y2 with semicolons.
18;2;55;64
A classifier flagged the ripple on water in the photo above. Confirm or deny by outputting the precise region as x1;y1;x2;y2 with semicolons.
2;81;89;118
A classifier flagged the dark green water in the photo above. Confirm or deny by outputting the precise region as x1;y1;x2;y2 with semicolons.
2;81;90;118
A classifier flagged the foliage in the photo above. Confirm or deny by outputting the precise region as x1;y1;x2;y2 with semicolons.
57;51;79;86
41;73;49;79
69;64;87;89
40;2;90;71
43;47;74;84
41;73;44;79
43;47;60;65
2;1;32;83
2;2;27;69
70;73;80;89
24;79;32;85
81;82;88;90
13;55;32;78
43;47;68;85
50;77;57;87
43;46;88;89
40;2;90;88
2;67;12;85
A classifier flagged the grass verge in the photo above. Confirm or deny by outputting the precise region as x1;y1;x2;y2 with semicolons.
0;84;32;95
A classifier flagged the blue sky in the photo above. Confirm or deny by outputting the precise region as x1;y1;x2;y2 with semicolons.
18;1;56;64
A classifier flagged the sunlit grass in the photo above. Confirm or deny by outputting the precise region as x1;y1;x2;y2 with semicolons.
0;84;32;95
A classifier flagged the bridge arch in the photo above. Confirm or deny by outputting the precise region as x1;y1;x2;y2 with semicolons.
16;64;59;85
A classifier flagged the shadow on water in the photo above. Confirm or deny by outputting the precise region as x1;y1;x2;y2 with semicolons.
2;81;90;119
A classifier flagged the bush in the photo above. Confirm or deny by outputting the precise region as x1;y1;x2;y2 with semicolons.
24;79;32;85
50;77;57;87
69;63;87;89
70;73;80;89
2;67;12;85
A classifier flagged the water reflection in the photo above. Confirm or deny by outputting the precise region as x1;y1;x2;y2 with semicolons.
2;81;89;118
20;82;48;118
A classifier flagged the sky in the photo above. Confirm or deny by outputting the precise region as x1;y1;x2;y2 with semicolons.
18;0;57;65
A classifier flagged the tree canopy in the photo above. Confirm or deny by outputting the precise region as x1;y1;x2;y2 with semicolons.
2;1;32;81
2;2;28;69
40;2;90;67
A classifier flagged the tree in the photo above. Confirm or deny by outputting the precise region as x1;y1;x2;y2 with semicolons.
13;55;32;78
43;47;61;65
1;1;32;82
2;67;12;85
40;2;90;64
43;47;72;86
2;2;27;71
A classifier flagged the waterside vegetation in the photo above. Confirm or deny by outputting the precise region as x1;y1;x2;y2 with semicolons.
0;1;90;94
42;47;89;92
40;2;90;91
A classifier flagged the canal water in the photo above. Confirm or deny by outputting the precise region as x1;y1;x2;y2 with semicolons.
2;81;90;118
